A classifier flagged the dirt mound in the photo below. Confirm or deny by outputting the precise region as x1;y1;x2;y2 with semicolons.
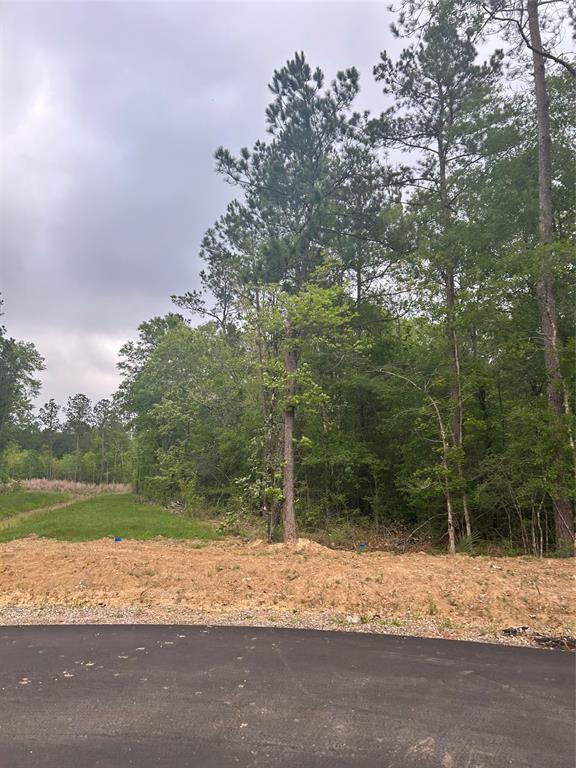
244;537;335;556
0;537;573;642
293;537;335;554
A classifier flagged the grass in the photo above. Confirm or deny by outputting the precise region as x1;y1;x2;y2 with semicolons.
0;491;73;520
0;493;220;543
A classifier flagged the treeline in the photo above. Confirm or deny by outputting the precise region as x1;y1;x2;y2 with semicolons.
1;1;574;554
117;2;575;553
2;394;131;485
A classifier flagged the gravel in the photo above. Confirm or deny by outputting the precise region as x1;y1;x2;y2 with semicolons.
0;604;557;649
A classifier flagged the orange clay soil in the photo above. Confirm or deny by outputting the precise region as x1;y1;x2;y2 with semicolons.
0;537;573;640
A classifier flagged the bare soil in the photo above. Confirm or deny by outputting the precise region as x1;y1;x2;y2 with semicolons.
0;537;573;646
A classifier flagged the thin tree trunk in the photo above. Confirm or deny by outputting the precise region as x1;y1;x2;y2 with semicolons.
355;261;362;308
282;361;297;544
254;291;266;483
445;481;456;555
435;394;457;556
527;0;554;243
100;429;106;485
439;129;472;542
254;290;274;526
253;290;284;542
75;432;80;482
268;419;284;542
445;269;472;539
432;379;457;555
462;492;472;538
527;0;575;552
282;405;296;543
536;498;544;558
281;319;298;544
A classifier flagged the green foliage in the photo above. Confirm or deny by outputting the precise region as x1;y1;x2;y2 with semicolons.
0;297;44;460
456;530;483;555
216;507;244;536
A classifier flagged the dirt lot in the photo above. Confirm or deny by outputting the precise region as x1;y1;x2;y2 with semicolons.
0;537;574;646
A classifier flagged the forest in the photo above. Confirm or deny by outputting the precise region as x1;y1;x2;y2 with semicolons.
1;0;574;555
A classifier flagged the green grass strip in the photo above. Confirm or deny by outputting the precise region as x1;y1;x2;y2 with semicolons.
0;493;219;543
0;491;73;520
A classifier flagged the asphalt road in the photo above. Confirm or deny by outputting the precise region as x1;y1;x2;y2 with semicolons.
0;625;573;767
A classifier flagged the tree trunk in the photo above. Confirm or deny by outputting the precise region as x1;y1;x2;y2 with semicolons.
267;421;284;542
445;268;472;539
445;481;456;555
100;429;106;485
427;385;457;554
75;432;80;482
355;260;362;308
527;0;554;243
527;0;575;551
281;323;298;545
439;132;472;542
253;291;285;542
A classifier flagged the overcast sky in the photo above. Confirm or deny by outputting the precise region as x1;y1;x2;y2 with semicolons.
1;0;401;406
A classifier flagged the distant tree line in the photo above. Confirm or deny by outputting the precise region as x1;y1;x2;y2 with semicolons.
2;392;131;485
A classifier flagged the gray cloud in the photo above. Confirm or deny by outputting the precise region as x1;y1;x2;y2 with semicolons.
0;1;399;405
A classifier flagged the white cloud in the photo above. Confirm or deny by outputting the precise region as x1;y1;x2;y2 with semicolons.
0;0;398;405
1;42;122;247
29;329;125;406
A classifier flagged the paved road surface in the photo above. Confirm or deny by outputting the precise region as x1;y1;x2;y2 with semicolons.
0;625;573;767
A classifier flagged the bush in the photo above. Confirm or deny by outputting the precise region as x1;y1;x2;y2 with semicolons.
141;475;179;505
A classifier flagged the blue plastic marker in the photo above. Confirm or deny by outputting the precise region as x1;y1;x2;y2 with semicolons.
358;543;367;553
114;536;123;542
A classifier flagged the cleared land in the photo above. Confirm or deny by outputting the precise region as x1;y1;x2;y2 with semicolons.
0;491;573;646
1;538;574;645
0;493;219;542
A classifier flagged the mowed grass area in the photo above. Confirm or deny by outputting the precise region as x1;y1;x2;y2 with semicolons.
0;493;219;542
0;491;73;520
